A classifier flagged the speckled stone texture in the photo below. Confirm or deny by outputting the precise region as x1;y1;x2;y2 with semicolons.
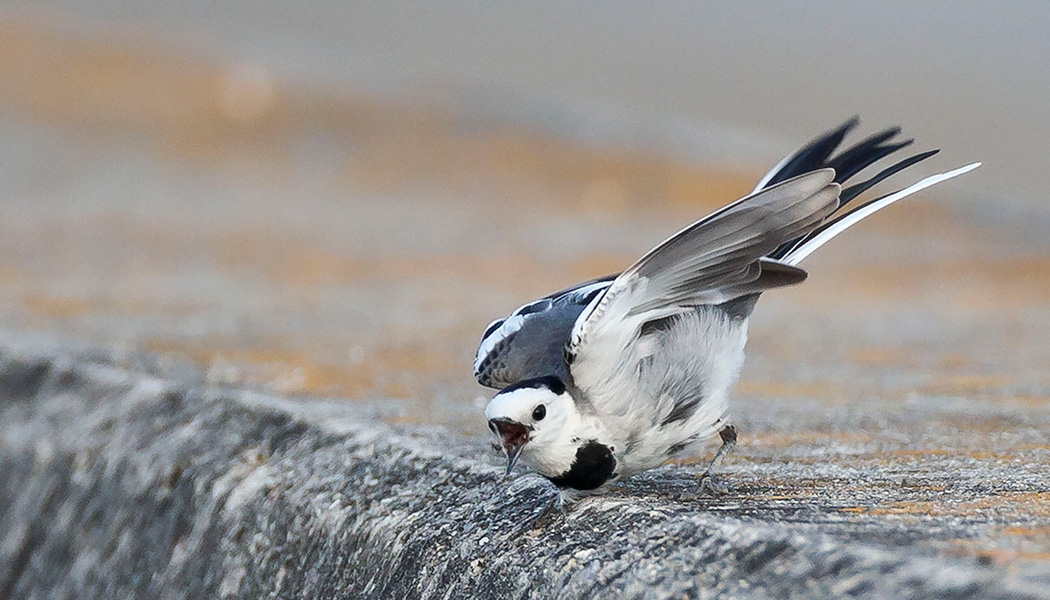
1;343;1046;600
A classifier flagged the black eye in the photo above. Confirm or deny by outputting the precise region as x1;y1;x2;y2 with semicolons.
532;404;546;421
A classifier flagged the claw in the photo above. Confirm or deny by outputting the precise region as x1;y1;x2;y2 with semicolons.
698;472;731;496
530;492;565;530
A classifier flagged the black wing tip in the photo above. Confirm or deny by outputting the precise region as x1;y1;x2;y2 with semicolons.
824;115;862;145
822;116;861;142
763;116;860;188
821;116;862;139
829;136;916;185
887;138;915;153
839;115;862;131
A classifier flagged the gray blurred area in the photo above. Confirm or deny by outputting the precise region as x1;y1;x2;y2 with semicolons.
8;1;1047;208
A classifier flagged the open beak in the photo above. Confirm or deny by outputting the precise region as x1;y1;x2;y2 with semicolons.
488;417;530;475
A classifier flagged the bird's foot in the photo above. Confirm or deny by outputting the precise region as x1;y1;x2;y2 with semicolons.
530;492;565;530
698;471;731;496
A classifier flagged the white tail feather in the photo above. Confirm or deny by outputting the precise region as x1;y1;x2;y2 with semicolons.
783;162;981;266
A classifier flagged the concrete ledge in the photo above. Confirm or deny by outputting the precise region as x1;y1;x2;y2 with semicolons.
0;344;1044;599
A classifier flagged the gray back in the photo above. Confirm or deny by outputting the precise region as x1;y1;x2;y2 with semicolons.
474;289;600;389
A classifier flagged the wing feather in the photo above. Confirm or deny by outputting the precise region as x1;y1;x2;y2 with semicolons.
568;171;839;394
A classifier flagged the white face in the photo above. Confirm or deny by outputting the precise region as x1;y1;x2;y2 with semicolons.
484;384;575;476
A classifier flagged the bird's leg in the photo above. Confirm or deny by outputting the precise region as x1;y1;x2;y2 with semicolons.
698;424;737;496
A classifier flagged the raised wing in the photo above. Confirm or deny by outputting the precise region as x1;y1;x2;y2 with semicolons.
567;171;840;397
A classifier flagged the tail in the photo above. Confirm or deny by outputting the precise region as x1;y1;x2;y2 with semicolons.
753;117;980;266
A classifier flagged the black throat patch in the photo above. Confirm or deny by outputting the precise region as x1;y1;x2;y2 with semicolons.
547;440;617;491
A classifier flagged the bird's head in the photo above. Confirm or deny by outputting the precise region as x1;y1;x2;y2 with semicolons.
484;375;575;476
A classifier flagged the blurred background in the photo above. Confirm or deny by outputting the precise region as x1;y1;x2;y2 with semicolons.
1;1;1048;429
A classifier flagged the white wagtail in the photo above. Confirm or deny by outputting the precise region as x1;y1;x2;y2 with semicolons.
475;118;979;497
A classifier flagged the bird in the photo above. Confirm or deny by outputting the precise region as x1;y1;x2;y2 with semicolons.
474;118;979;499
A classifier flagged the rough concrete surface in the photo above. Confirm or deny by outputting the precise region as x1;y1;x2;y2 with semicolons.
1;341;1047;600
